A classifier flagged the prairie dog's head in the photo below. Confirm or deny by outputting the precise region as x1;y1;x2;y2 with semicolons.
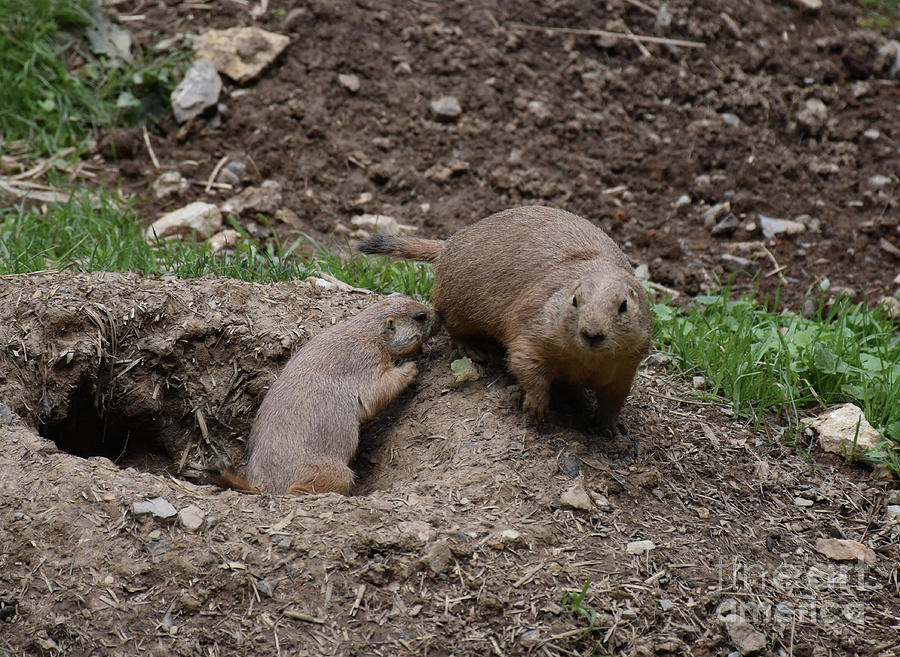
377;294;441;356
560;271;650;354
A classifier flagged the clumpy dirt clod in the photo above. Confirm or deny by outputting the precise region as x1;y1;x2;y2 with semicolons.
1;272;898;656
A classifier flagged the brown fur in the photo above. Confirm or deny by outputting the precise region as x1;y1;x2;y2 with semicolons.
358;206;651;426
211;294;439;495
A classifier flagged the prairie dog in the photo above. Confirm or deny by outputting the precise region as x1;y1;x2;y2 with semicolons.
213;294;439;495
358;206;651;426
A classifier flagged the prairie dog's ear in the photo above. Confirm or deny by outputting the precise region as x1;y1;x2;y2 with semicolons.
381;317;396;339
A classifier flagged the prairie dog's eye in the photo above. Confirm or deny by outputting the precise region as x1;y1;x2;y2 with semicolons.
572;295;578;308
618;300;628;314
413;311;428;322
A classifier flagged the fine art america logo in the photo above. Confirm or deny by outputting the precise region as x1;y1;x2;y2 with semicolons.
714;558;870;630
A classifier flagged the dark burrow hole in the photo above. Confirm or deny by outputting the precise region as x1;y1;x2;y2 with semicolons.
38;377;171;472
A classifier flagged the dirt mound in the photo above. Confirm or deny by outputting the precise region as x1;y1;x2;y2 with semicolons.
1;272;897;655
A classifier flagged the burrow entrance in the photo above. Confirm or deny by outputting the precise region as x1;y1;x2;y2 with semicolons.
38;376;172;473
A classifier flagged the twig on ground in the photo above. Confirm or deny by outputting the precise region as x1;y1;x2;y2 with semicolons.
142;125;160;169
508;22;706;49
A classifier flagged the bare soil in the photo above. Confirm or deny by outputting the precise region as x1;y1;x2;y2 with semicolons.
97;0;900;309
3;1;900;655
1;272;898;656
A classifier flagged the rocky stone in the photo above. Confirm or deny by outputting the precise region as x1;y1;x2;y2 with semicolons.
795;98;828;136
560;480;592;511
885;505;900;521
152;171;189;200
350;214;416;235
659;598;675;612
868;174;893;188
720;254;756;273
794;497;814;507
711;213;740;236
338;73;360;93
721;112;740;127
132;497;177;519
195;27;291;83
559;454;580;477
879;238;900;260
692;375;709;390
673;194;691;211
171;59;222;123
700;201;730;229
863;128;880;140
759;214;806;240
305;274;371;294
805;403;881;458
814;538;876;565
430;96;462;122
422;540;453;574
877;296;900;320
626;540;656;555
793;0;822;10
221;179;283;216
723;614;766;655
519;629;541;648
208;229;242;253
146;202;222;242
178;505;205;531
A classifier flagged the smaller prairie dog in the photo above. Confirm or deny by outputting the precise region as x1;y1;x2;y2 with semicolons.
358;206;651;427
214;294;439;495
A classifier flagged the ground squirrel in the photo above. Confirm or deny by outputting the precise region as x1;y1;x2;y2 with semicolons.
358;206;651;426
212;294;440;495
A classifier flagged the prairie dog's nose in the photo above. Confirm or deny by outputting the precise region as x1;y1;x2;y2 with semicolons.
580;329;606;348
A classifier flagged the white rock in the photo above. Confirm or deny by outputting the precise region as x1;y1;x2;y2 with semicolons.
152;171;189;200
171;59;222;123
221;180;283;215
195;27;290;83
868;174;893;188
805;403;881;458
673;194;691;210
793;0;822;10
133;497;177;519
796;98;828;136
208;229;242;253
338;73;360;93
759;214;806;240
178;505;205;531
626;539;656;555
721;112;740;127
350;214;416;235
147;202;222;242
560;480;592;511
304;274;371;294
878;296;900;320
814;537;876;565
700;201;730;229
430;96;462;121
885;505;900;521
863;128;880;140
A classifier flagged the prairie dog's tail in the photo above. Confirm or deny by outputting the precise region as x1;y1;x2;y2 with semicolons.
356;234;444;262
207;456;260;494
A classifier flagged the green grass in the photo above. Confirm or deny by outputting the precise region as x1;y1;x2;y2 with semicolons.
0;0;183;157
0;194;434;298
652;287;900;473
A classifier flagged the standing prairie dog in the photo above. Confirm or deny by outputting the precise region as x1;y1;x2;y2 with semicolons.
214;294;439;495
358;206;651;426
